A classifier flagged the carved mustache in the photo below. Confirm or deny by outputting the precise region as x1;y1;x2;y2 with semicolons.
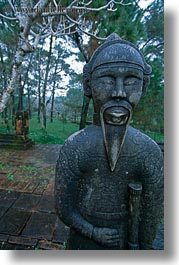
100;100;133;126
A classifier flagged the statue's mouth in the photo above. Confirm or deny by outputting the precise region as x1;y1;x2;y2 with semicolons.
101;100;132;126
104;107;129;125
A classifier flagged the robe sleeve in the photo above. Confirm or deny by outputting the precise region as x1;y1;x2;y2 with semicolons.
139;144;164;249
55;142;94;239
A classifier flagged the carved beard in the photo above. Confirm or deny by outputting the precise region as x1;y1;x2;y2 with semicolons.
100;100;133;172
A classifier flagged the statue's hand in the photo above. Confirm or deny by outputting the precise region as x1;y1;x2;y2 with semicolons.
92;227;120;247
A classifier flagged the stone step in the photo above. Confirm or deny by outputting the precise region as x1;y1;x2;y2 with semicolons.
0;134;35;150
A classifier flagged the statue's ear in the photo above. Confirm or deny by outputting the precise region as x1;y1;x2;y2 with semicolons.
142;63;152;96
83;63;92;98
142;75;150;96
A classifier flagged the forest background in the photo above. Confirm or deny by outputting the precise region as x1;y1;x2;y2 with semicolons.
0;0;164;144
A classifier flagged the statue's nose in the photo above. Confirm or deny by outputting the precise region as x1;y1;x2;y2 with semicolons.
112;78;126;99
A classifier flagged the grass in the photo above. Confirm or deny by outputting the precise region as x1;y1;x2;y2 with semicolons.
0;116;80;144
28;117;79;144
0;116;164;144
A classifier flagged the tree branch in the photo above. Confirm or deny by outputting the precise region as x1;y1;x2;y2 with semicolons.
77;25;106;40
0;13;17;20
69;0;131;12
7;0;16;13
0;0;130;113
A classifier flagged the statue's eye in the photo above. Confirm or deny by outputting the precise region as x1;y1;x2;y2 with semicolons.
124;77;139;86
125;81;133;85
106;79;115;85
98;77;115;85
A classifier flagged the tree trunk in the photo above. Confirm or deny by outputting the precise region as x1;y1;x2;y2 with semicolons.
79;96;91;129
11;94;15;126
40;103;46;131
17;76;23;111
0;0;51;113
50;87;55;123
41;34;53;129
27;89;32;119
21;53;33;117
50;57;58;123
37;51;41;123
37;88;41;123
0;45;22;112
73;32;92;130
0;46;7;89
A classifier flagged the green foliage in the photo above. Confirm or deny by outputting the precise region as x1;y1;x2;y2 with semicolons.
28;117;79;144
0;1;19;47
95;1;146;43
19;165;39;172
132;0;164;134
62;85;83;122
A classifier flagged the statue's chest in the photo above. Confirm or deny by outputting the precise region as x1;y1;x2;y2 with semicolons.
82;149;138;182
78;146;139;217
83;166;131;199
79;163;134;216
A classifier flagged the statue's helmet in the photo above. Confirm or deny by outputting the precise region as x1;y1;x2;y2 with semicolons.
83;33;152;97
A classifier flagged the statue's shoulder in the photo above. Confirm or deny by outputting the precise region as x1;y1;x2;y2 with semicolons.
63;125;102;151
67;125;101;141
127;126;162;154
127;127;163;183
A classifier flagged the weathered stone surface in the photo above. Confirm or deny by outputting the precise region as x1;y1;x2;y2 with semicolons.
44;180;54;196
12;193;41;211
37;195;55;213
152;223;164;250
24;181;39;193
1;242;34;250
0;233;9;242
22;212;57;240
37;240;65;250
0;179;12;189
1;242;17;250
0;145;65;250
52;219;69;244
10;180;30;192
33;183;46;195
0;208;31;235
12;244;34;250
0;207;8;218
0;190;20;208
8;235;38;247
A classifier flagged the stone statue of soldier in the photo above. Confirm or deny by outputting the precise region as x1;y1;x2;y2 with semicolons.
55;33;164;250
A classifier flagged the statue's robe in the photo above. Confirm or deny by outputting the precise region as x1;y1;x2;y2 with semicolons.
55;125;163;250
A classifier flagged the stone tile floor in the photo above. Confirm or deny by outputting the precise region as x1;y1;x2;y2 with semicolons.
0;144;69;250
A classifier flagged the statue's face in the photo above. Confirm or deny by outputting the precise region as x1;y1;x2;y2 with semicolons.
91;64;143;115
90;63;144;171
86;39;149;171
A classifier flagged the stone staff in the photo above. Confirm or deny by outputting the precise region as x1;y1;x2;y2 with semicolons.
128;183;142;250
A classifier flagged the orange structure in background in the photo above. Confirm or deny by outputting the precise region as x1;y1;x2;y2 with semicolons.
15;111;29;137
